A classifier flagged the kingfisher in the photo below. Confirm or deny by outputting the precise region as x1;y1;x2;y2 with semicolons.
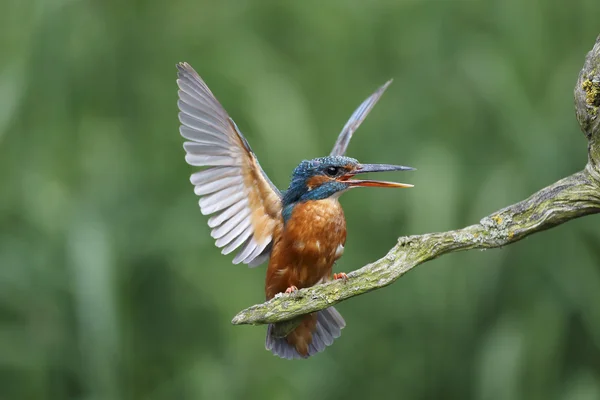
176;62;415;359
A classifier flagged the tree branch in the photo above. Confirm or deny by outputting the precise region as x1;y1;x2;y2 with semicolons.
232;35;600;328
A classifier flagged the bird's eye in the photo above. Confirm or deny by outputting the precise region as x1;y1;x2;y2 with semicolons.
325;166;341;177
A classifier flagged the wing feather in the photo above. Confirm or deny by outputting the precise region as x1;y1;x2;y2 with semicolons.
207;199;248;228
233;239;258;264
184;142;233;157
221;225;254;254
190;167;238;185
177;62;281;266
180;126;231;145
215;218;252;248
199;190;246;215
247;242;271;267
210;209;251;239
185;153;238;167
193;175;243;196
330;80;392;157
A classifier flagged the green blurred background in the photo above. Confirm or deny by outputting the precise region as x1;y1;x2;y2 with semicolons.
2;0;600;399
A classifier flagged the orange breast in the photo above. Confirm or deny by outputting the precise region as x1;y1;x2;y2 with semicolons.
265;198;347;300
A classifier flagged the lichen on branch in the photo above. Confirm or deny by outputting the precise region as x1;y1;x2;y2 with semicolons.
232;35;600;327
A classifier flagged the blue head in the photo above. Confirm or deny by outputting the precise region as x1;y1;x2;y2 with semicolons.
282;156;414;221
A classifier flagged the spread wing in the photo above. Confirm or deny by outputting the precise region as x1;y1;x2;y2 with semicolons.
329;80;392;157
176;62;282;266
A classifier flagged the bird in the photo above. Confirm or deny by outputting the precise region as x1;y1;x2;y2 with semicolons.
176;62;415;359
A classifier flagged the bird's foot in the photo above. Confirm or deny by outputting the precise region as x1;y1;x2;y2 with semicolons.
333;272;348;282
284;285;299;294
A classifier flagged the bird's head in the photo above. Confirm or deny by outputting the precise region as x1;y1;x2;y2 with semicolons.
282;156;414;206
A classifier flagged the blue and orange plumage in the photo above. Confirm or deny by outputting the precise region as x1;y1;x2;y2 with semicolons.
176;63;415;359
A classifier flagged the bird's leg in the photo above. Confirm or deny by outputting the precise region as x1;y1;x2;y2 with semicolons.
285;285;299;294
333;272;348;281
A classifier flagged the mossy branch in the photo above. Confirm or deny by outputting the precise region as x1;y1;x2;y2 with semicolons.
232;35;600;327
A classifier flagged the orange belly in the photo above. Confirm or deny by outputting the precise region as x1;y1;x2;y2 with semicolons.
265;198;347;300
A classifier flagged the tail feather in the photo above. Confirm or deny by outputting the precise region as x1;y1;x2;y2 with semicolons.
266;324;303;359
318;306;345;338
265;306;346;359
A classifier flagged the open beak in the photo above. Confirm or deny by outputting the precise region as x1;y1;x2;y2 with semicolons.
344;163;415;188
